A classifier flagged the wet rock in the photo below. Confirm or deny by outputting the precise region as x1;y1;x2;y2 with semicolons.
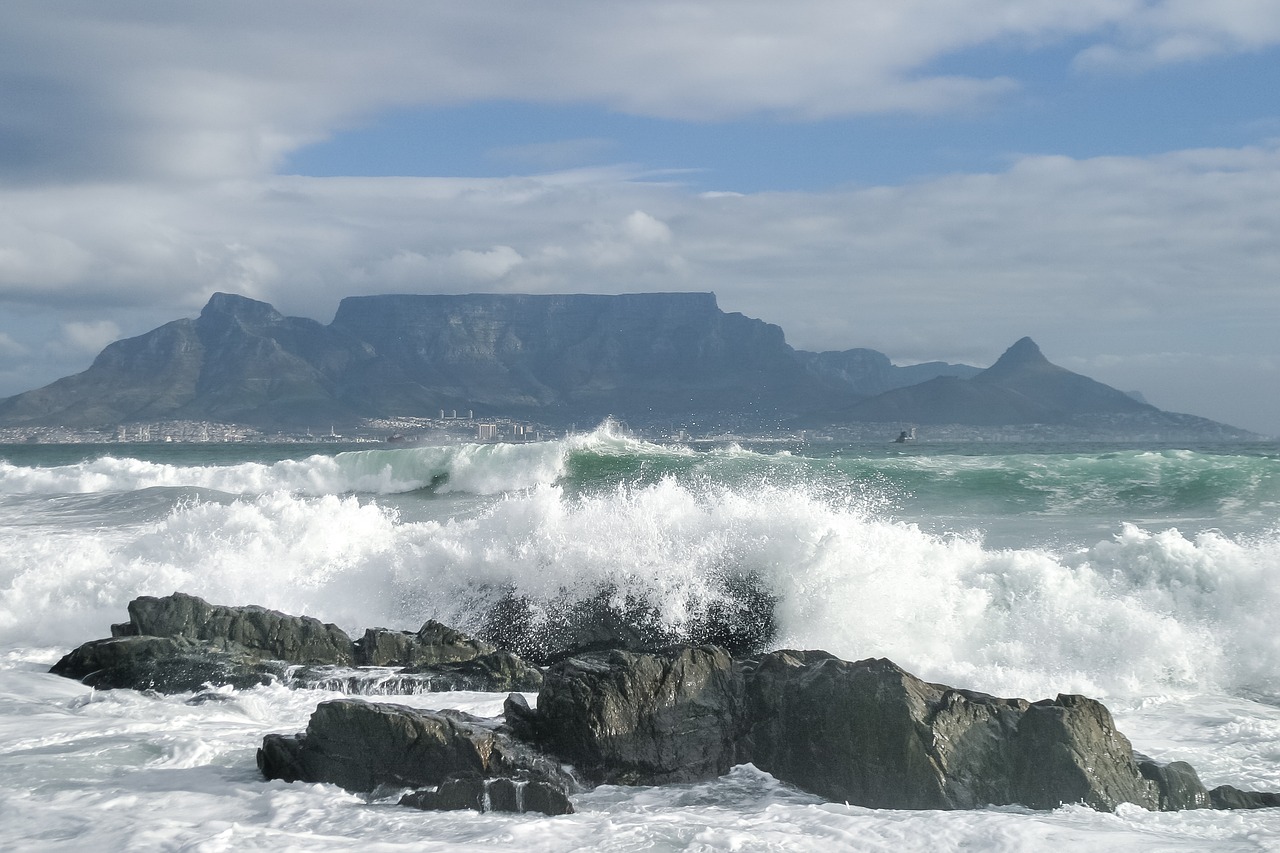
529;646;745;785
290;651;543;695
257;698;574;800
49;635;280;693
1137;759;1211;810
354;621;496;667
126;592;354;665
1208;785;1280;809
743;652;1159;811
399;776;574;816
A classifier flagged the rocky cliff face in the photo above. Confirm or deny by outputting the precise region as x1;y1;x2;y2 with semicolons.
0;295;1252;435
0;292;847;428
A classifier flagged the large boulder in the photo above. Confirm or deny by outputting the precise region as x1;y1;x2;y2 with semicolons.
126;592;354;665
257;698;574;814
524;646;745;785
744;651;1157;811
521;646;1162;812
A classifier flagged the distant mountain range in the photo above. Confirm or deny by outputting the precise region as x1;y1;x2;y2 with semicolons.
0;292;1253;438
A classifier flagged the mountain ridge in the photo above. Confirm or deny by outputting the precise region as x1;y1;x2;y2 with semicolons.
0;292;1254;438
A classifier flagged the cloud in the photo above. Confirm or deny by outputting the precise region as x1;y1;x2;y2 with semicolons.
5;3;1279;184
60;320;121;354
487;138;617;170
0;141;1277;428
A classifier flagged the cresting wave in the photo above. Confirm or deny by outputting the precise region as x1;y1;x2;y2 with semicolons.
0;424;684;498
3;469;1278;703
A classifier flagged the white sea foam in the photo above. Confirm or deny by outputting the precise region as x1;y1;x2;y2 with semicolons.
3;474;1278;703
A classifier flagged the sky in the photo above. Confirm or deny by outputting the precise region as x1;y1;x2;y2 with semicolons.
1;2;1278;435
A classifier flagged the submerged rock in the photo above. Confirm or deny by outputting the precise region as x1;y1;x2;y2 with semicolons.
399;776;574;816
257;698;574;814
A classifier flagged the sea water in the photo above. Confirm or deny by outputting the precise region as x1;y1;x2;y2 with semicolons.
2;425;1279;851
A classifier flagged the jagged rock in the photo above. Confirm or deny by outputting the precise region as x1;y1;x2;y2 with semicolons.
49;635;280;692
1137;759;1211;810
126;592;354;665
257;698;574;802
744;651;1159;811
1208;785;1280;809
354;621;497;667
522;646;1162;811
398;776;574;816
529;646;744;785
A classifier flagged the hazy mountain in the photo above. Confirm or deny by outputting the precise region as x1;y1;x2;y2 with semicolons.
0;294;1252;437
838;336;1248;436
797;348;981;397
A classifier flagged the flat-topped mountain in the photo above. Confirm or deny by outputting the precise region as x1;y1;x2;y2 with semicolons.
0;293;1253;437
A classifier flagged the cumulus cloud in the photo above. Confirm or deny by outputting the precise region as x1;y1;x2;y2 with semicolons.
5;2;1280;183
1;141;1277;429
60;320;121;354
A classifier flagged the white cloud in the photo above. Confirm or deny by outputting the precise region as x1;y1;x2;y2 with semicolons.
0;141;1277;429
60;320;121;354
5;3;1279;184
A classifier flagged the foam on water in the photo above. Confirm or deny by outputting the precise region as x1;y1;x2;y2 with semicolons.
3;433;1280;851
3;471;1278;702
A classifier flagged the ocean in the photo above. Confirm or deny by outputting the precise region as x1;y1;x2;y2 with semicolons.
2;424;1279;851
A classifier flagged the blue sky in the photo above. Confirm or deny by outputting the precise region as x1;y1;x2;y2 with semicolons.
2;2;1279;433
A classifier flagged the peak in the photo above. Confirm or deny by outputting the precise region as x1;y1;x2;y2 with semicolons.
991;337;1050;368
200;293;283;325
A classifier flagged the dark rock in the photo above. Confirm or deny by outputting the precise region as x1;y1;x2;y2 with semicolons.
399;776;574;815
403;651;543;692
354;621;496;667
49;635;280;693
399;776;485;812
742;652;1158;811
110;621;138;637
530;646;744;785
1137;759;1211;810
257;698;574;798
1208;785;1280;809
126;592;354;665
290;651;543;694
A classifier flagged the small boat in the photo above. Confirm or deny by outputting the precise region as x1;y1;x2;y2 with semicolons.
893;427;917;443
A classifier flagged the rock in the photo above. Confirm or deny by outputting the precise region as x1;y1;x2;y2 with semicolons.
1208;785;1280;809
354;621;496;667
522;646;1161;811
126;592;354;665
402;651;544;692
399;776;574;816
290;651;543;694
49;635;280;693
257;698;574;800
529;646;744;785
1137;759;1211;810
742;652;1158;811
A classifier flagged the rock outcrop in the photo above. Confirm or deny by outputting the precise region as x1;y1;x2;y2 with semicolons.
53;593;542;695
257;699;575;815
